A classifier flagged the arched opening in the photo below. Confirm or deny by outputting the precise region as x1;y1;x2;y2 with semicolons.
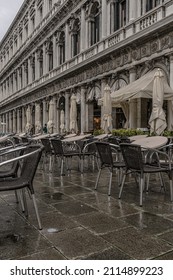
59;32;65;65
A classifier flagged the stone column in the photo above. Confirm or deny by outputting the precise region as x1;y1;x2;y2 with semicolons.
43;0;48;17
71;32;75;58
142;0;147;15
102;0;107;39
167;55;173;130
43;43;47;75
80;6;86;51
22;107;26;132
129;0;137;21
53;96;57;132
9;111;12;133
65;23;70;61
88;19;92;47
56;105;60;134
110;0;114;34
13;110;16;133
53;33;57;68
101;79;107;128
129;68;137;128
2;115;5;134
35;52;39;80
137;0;142;17
6;113;9;133
17;108;20;133
81;86;86;134
42;99;48;126
65;92;70;132
28;57;32;84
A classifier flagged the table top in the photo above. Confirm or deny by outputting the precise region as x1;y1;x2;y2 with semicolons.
63;133;77;138
94;134;108;140
132;136;168;149
62;134;91;142
32;134;49;141
129;135;148;141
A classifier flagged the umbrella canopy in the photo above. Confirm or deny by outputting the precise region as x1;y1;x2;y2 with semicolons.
69;94;78;133
60;109;65;134
111;68;173;106
47;99;54;133
35;103;42;134
25;106;32;133
149;69;167;135
101;85;112;133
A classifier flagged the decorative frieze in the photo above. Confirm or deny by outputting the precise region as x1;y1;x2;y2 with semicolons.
150;40;160;54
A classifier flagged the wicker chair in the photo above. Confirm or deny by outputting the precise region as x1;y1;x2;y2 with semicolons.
79;139;99;173
119;143;173;206
41;138;54;172
0;145;43;229
50;138;81;175
95;142;125;196
0;146;26;179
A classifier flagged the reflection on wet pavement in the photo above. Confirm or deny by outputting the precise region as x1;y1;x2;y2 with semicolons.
1;161;173;260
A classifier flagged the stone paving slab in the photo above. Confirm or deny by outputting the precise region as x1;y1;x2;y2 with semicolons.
1;161;173;260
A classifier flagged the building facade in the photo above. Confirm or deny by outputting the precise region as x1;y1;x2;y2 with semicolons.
0;0;173;134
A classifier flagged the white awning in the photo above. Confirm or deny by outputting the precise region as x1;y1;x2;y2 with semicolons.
111;69;173;106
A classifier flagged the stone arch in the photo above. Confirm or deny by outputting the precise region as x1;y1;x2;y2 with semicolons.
110;76;128;92
87;85;101;102
88;0;101;16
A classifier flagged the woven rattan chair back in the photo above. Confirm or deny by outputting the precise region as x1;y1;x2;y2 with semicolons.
51;139;64;156
95;142;113;167
120;143;143;171
41;138;52;154
21;145;43;193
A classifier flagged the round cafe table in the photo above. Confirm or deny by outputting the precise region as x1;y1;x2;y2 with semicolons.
132;136;168;149
129;135;148;141
62;134;91;142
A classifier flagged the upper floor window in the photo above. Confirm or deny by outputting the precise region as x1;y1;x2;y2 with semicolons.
37;48;43;77
25;24;28;38
19;32;23;45
59;31;65;65
46;40;53;71
39;6;43;21
145;0;161;12
49;0;53;10
120;0;127;27
90;2;100;46
31;16;35;31
72;18;80;57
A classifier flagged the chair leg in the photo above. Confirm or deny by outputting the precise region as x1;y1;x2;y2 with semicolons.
81;157;84;173
159;172;165;191
95;168;101;190
146;173;150;192
31;193;42;230
60;158;64;176
14;190;19;203
49;155;52;172
169;172;173;201
21;189;28;216
140;176;144;207
18;190;25;212
108;171;113;196
119;173;126;199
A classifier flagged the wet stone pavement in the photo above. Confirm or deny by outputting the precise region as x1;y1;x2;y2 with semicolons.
1;158;173;260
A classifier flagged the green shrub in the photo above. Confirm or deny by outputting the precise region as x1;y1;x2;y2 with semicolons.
163;130;173;137
93;129;105;136
111;129;147;137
